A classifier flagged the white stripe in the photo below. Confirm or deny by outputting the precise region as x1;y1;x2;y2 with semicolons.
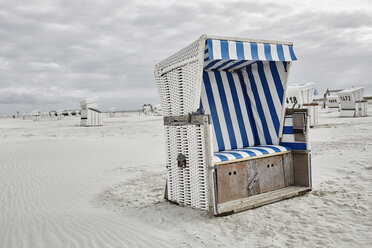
270;44;279;61
282;45;291;61
212;39;222;59
217;60;241;71
282;134;295;142
208;71;231;150
232;73;255;146
220;72;242;149
214;152;236;161
243;42;251;60
229;60;256;71
276;61;288;82
228;41;237;60
257;43;265;60
203;60;217;68
204;50;209;59
250;63;278;144
213;156;222;163
284;116;293;126
221;150;251;159
206;59;228;70
200;80;219;152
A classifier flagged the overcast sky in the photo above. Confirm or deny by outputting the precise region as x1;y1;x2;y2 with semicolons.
1;0;372;115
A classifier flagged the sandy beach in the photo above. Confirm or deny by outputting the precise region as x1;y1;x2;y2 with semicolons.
0;108;371;248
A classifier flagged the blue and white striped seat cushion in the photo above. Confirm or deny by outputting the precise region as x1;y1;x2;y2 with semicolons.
213;145;290;163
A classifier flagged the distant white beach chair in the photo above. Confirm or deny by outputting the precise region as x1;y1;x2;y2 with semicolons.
32;110;41;121
326;94;339;112
56;109;63;120
286;83;319;127
153;104;162;116
109;107;116;117
142;104;152;115
80;97;102;126
155;35;311;216
337;87;367;117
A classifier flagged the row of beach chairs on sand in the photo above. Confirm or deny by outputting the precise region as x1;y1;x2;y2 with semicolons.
326;87;367;117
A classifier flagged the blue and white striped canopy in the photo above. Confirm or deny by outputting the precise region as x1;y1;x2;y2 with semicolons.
204;38;297;71
199;37;297;153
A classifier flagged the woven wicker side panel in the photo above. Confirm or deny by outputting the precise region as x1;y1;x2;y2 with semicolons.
165;125;208;210
156;38;200;74
157;61;200;116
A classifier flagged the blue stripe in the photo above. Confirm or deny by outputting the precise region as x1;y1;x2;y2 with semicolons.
207;39;214;59
283;126;293;134
237;71;258;145
257;61;280;136
269;61;284;103
224;60;248;71
214;71;237;149
276;44;285;61
289;46;297;60
250;42;259;60
220;40;229;59
199;100;204;114
235;149;257;157
214;154;228;162
245;148;270;155
281;142;307;150
203;72;225;151
214;59;235;70
264;44;273;61
226;72;249;147
204;60;220;69
236;41;245;60
219;151;243;159
246;66;272;144
283;61;288;72
257;145;281;152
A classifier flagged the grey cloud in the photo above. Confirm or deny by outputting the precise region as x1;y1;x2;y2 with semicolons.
0;0;371;115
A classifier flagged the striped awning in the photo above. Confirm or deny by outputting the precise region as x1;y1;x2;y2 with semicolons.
206;39;297;62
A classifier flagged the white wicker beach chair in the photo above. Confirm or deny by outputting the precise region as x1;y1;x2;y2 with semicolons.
80;97;102;126
32;110;40;121
337;87;367;117
286;83;319;127
155;35;312;216
326;94;339;112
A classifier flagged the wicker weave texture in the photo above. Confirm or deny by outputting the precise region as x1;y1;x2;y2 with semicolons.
165;124;208;210
155;37;204;117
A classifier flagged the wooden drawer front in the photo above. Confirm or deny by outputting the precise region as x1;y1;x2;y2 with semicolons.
216;162;248;203
257;156;285;193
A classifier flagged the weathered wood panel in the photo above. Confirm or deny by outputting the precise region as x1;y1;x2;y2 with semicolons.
283;153;294;187
293;112;306;142
216;162;248;203
247;159;260;196
293;151;311;187
257;156;285;193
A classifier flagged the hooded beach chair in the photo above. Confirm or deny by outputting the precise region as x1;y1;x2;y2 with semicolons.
337;87;367;117
326;94;339;112
155;35;312;216
286;83;319;127
80;97;102;126
32;110;40;121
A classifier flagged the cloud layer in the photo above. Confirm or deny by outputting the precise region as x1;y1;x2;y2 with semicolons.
0;0;371;114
